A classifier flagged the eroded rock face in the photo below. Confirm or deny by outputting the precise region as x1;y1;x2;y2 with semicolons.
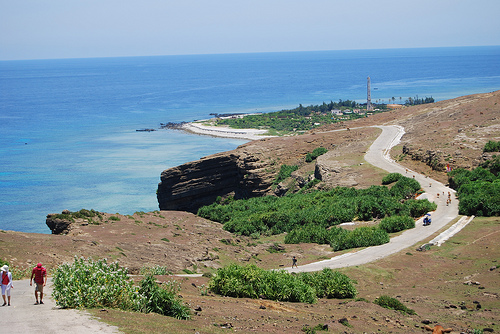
157;151;276;213
46;211;72;235
315;152;359;188
402;145;447;171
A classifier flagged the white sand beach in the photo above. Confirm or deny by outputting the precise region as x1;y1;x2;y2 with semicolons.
181;122;275;141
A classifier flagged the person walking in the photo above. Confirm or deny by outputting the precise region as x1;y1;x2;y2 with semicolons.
1;265;13;306
30;263;47;305
292;256;298;268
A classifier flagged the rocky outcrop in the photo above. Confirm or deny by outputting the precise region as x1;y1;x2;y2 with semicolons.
46;210;73;234
402;145;447;171
157;150;276;213
46;209;102;234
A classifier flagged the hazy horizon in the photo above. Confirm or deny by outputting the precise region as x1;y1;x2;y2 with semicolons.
2;0;499;61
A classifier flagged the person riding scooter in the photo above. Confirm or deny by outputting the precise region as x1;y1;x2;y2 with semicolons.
423;214;432;226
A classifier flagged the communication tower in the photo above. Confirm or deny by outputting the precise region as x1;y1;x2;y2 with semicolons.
367;76;373;111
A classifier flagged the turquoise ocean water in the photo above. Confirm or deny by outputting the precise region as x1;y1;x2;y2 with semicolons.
1;46;499;233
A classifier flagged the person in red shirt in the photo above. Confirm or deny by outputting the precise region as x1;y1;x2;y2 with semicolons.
30;263;47;305
1;265;13;306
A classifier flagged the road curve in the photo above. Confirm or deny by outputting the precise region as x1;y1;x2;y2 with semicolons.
286;125;460;273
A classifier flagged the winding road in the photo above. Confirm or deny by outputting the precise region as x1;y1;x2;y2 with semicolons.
286;125;461;272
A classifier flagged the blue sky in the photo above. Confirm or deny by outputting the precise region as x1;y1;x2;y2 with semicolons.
1;0;499;60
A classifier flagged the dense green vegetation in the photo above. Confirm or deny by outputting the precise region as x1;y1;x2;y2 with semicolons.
381;172;403;185
374;295;416;315
404;96;434;106
448;155;500;216
210;96;434;134
51;208;103;224
213;100;375;134
305;147;328;162
52;257;190;319
379;215;415;233
273;164;299;185
484;140;500;153
208;264;357;303
198;176;436;251
137;275;191;319
285;224;391;251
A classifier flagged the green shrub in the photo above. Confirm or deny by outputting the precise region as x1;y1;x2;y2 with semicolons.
379;215;415;233
305;147;328;162
402;199;437;217
137;275;191;319
52;257;190;320
302;323;329;333
381;173;403;185
51;209;103;223
52;257;136;310
274;164;299;184
209;264;356;303
448;162;500;216
484;140;500;153
480;155;500;176
389;177;421;199
331;227;389;251
299;178;321;192
304;268;358;299
285;224;339;245
198;176;430;253
374;295;416;315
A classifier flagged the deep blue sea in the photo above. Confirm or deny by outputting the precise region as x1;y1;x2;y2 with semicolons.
1;46;499;233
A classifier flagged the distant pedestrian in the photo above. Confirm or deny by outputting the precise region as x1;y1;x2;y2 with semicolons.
30;263;47;305
292;256;298;268
1;265;13;306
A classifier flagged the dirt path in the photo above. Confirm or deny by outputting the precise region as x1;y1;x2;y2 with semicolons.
286;125;460;272
1;278;121;333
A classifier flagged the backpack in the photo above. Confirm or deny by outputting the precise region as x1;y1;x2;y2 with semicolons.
2;272;9;285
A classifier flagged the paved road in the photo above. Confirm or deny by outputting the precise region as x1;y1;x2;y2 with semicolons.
1;278;121;333
286;125;460;272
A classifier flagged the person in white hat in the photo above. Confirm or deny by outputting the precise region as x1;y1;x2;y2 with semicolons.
1;265;13;306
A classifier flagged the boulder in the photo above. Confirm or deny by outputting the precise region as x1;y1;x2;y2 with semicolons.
46;213;73;235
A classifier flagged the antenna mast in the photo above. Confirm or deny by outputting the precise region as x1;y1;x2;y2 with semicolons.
367;76;373;111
